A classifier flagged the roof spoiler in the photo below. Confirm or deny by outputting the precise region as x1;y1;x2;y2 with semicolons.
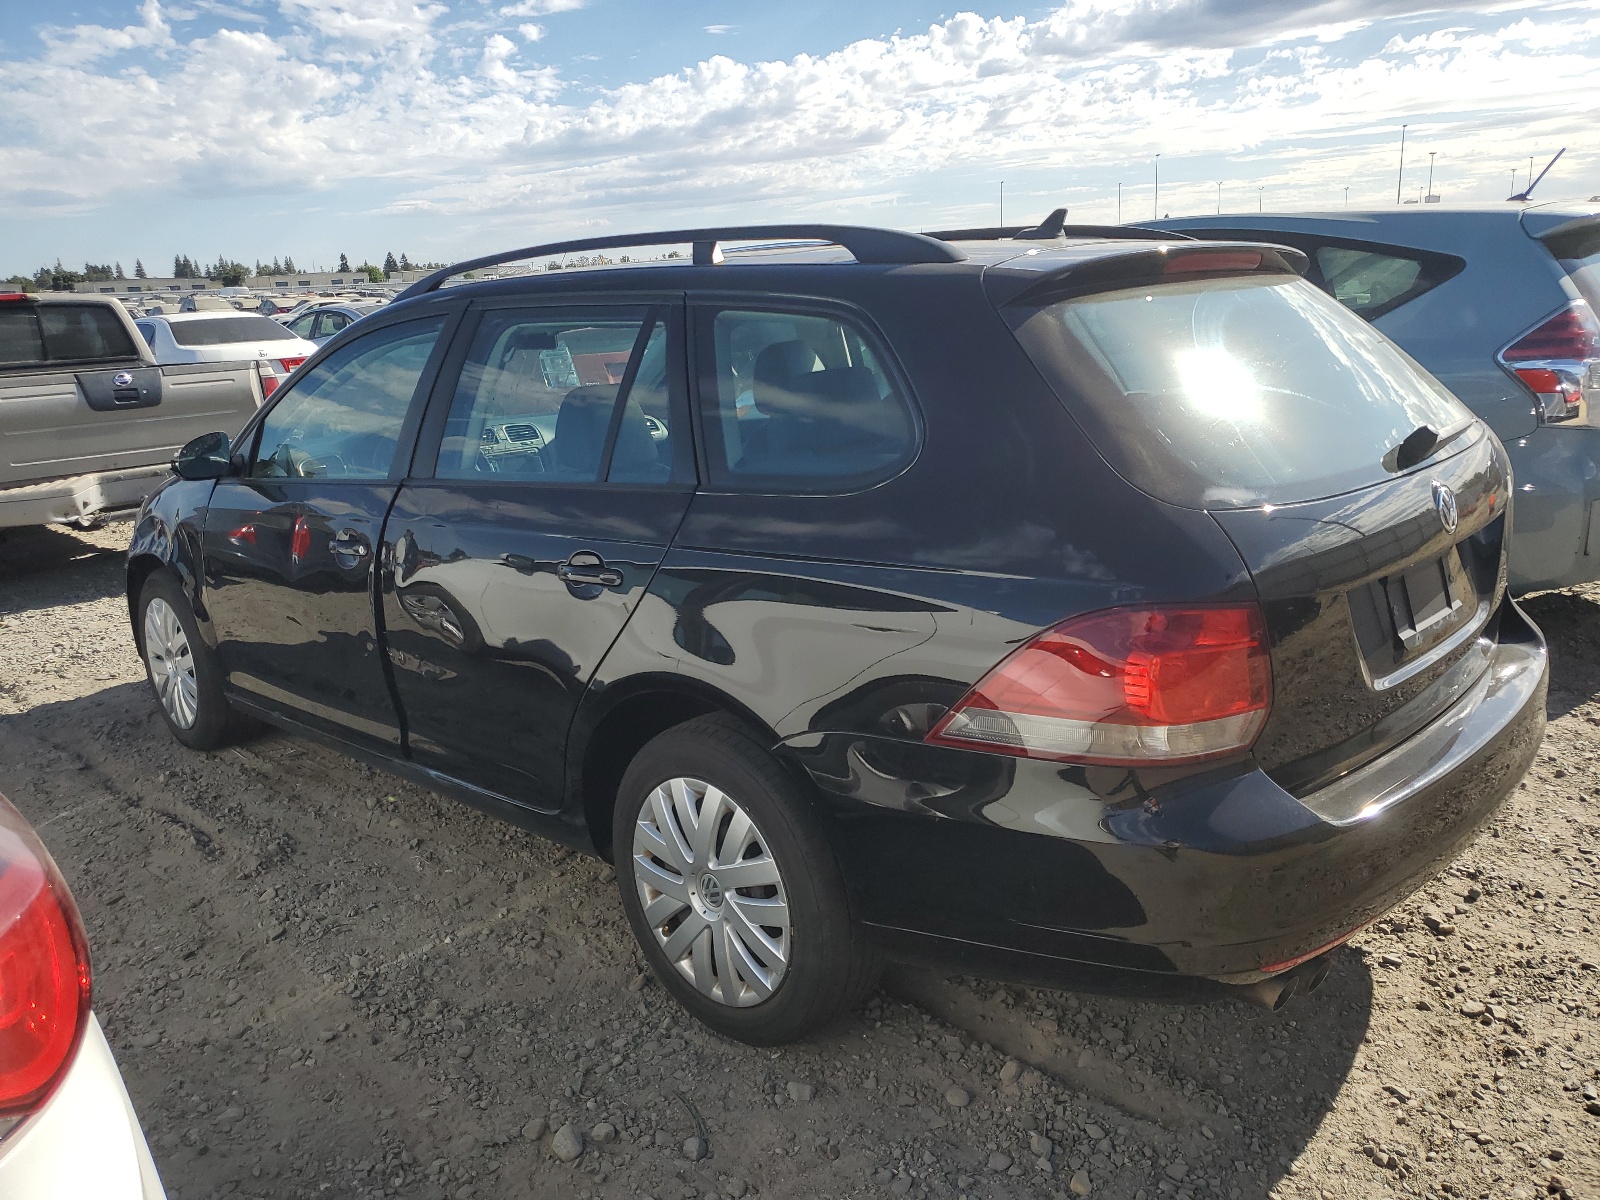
991;241;1309;308
396;224;967;301
927;208;1196;244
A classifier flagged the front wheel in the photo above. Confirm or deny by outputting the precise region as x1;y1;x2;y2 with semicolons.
613;714;881;1044
136;571;240;750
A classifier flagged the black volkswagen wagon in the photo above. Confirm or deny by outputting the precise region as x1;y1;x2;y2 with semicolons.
127;220;1548;1044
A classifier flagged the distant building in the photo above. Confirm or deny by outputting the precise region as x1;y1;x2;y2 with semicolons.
72;269;429;296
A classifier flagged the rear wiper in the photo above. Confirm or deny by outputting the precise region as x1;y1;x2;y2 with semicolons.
1385;418;1474;472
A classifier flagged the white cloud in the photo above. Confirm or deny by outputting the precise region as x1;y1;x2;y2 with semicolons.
705;24;735;35
1;0;1597;248
498;0;584;15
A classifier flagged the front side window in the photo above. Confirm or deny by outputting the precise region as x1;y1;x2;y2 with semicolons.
435;307;677;484
251;317;445;480
700;308;916;491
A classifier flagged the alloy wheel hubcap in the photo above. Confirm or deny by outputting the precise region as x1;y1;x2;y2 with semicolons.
632;777;790;1007
143;597;199;730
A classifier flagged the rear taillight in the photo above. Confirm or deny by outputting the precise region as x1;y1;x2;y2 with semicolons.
0;795;91;1120
1498;300;1600;425
260;375;279;399
928;604;1272;765
0;293;31;304
277;357;307;374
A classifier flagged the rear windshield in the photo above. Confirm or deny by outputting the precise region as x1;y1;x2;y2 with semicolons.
1009;275;1473;509
1544;221;1600;312
169;316;298;347
0;303;140;366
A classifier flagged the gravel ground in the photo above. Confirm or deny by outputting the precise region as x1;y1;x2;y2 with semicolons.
0;520;1596;1200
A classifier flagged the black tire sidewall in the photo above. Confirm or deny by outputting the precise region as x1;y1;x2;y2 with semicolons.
613;718;859;1045
137;570;233;750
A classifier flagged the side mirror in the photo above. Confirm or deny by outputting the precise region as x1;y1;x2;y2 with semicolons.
172;431;236;481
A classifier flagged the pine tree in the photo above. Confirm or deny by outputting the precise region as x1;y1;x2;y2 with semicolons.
134;259;147;279
269;257;282;275
114;262;125;279
399;253;412;271
338;253;351;273
284;256;297;273
383;251;399;277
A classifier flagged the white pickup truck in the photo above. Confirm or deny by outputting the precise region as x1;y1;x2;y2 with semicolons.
0;292;264;530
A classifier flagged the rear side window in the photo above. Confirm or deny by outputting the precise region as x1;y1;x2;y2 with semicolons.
1010;275;1473;509
1315;247;1424;315
699;308;916;492
0;303;138;366
170;316;299;346
434;306;679;485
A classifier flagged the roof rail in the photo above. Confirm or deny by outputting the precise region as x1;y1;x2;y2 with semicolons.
396;224;966;300
927;208;1195;244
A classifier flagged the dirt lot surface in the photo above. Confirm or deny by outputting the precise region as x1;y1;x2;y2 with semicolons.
1;521;1597;1200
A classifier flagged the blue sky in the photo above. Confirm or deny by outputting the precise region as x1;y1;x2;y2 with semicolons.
2;0;1598;277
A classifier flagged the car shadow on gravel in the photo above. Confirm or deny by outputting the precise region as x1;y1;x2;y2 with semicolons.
0;522;130;615
1518;587;1600;720
893;945;1375;1194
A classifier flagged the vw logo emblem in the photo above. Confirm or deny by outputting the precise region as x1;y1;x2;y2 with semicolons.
112;371;133;387
1432;481;1458;535
698;873;724;908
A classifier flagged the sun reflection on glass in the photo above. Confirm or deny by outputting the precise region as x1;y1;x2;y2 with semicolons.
1176;347;1262;420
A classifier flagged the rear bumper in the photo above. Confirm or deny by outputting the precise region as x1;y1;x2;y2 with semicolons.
0;467;170;530
787;601;1547;988
0;1015;166;1200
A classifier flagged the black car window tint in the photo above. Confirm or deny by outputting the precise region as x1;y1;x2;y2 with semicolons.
1315;246;1424;315
435;307;660;484
250;317;446;480
37;305;139;362
0;309;46;365
702;308;915;492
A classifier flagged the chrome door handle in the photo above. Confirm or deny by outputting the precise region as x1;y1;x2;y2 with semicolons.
558;553;622;588
330;530;370;559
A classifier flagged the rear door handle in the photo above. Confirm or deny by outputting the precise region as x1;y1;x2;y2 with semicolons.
557;552;623;588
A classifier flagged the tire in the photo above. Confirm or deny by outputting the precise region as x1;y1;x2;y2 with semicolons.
613;713;882;1045
136;570;241;751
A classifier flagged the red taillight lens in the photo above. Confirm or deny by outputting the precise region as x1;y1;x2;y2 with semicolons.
928;604;1272;765
0;293;31;304
1499;301;1600;425
1163;250;1263;275
277;357;307;374
0;795;91;1119
1500;303;1600;361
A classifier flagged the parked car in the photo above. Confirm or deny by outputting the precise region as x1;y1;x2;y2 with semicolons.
127;221;1547;1044
134;312;317;401
0;792;166;1199
281;300;387;346
1144;202;1600;593
176;295;238;314
0;293;264;530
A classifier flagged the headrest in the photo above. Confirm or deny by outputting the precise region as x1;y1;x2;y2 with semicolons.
501;327;558;354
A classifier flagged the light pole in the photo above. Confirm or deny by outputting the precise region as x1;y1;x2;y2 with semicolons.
1427;151;1436;199
999;180;1004;227
1216;180;1222;214
1344;186;1350;207
1153;154;1160;220
1117;182;1122;224
1396;123;1408;205
1258;186;1264;212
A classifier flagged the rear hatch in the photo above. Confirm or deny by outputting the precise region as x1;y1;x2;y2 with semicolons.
998;247;1509;792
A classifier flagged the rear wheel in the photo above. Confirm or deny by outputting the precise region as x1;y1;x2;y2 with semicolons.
136;571;240;750
613;714;881;1044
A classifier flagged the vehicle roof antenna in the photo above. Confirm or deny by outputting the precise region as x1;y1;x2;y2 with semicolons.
1509;148;1564;202
1017;208;1069;240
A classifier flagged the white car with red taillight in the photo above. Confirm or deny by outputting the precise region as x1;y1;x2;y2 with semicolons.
134;312;317;401
0;794;166;1199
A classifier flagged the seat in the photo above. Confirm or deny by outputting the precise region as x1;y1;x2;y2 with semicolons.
547;385;619;479
741;341;904;477
608;399;670;482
